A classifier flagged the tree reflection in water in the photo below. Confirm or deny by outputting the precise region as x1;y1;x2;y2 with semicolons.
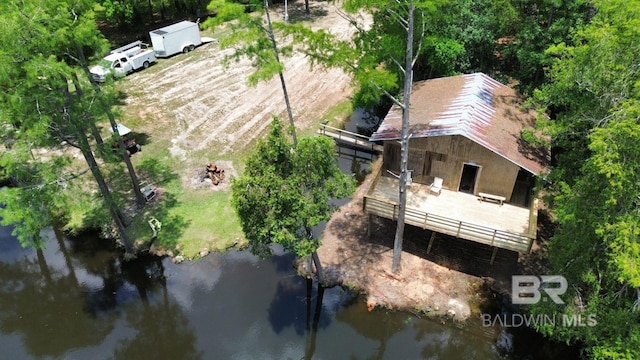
0;223;576;359
304;280;326;360
0;228;201;359
0;233;114;357
113;255;202;359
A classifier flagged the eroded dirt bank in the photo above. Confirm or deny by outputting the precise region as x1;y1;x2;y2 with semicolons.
313;160;476;320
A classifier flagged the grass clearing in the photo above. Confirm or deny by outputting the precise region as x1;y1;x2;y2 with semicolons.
167;189;243;255
299;99;354;139
59;76;354;259
119;143;246;259
321;100;354;128
118;97;354;258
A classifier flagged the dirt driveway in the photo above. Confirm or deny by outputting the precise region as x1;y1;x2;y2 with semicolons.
123;2;361;162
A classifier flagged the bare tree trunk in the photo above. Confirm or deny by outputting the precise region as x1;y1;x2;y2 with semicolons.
76;130;134;254
391;1;415;274
147;0;154;22
70;73;106;157
264;0;297;146
303;226;324;283
311;251;324;284
305;255;313;276
105;108;146;207
60;76;135;256
76;46;145;207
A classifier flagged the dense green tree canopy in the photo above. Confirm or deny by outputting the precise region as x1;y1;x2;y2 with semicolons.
0;0;135;251
531;0;640;357
231;117;355;259
502;0;592;94
0;0;103;246
101;0;208;27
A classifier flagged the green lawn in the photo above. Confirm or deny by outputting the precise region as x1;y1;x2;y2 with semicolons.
118;100;353;259
123;140;246;259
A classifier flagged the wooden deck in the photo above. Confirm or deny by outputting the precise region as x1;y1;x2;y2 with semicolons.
318;123;383;153
364;169;537;253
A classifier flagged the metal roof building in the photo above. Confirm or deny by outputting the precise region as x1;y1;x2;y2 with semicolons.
371;73;549;175
364;73;549;255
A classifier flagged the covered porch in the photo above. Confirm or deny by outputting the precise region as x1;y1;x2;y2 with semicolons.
363;167;537;256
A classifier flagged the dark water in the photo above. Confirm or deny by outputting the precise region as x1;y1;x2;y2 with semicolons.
0;224;509;359
343;106;389;137
0;118;578;359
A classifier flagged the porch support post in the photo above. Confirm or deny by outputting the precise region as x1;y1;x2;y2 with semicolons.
527;237;534;253
490;246;499;265
427;232;436;254
367;214;372;238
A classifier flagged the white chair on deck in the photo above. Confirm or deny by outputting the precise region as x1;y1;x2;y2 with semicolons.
429;177;443;195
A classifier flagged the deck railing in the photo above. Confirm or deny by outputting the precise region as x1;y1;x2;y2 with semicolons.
363;169;535;253
318;123;383;153
527;197;539;252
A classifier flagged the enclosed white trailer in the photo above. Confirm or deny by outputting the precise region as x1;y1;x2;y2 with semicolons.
149;21;202;57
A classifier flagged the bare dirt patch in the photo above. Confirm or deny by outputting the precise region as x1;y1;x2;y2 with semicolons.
182;160;238;191
123;2;360;162
315;160;478;320
112;2;365;257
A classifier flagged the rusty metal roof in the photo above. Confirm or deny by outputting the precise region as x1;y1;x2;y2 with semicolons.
371;73;549;175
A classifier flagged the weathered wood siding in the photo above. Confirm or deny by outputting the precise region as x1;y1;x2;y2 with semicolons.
382;135;520;201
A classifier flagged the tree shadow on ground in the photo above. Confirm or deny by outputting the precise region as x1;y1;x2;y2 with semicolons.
324;210;388;268
276;1;329;25
112;89;128;107
95;157;186;251
130;132;151;146
367;216;520;294
136;158;178;185
145;193;190;250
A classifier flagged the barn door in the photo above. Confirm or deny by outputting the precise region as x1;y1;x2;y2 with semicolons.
459;163;480;194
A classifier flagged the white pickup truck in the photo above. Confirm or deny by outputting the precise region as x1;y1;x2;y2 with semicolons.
90;41;156;82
